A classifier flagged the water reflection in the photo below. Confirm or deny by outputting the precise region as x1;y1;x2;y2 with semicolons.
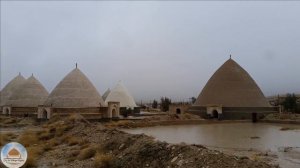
125;123;300;151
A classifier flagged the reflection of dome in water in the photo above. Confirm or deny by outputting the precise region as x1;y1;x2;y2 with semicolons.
8;148;21;158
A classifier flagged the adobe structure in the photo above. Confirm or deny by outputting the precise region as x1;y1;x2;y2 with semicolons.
0;73;26;113
189;57;278;121
2;75;49;117
37;66;120;120
105;81;140;116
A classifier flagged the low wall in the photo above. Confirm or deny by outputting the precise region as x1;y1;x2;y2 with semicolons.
188;106;278;120
11;107;37;117
50;107;108;119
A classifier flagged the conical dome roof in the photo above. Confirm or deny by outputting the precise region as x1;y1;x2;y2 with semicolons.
44;68;104;108
194;58;270;107
5;75;49;107
0;73;26;106
105;82;137;109
102;88;111;101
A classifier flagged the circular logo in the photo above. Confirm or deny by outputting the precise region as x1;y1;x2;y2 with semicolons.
1;142;27;168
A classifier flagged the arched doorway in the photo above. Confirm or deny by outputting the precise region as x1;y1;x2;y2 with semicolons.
212;110;218;119
252;113;257;123
42;109;48;119
176;108;181;114
4;108;10;116
112;109;118;118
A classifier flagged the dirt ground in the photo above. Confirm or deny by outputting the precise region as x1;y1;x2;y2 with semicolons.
0;115;278;168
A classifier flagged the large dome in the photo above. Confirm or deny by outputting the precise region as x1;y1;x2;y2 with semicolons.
44;68;104;108
0;73;26;106
5;75;49;107
105;82;137;109
194;58;270;107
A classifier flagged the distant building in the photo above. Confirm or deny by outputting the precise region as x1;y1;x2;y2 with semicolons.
2;75;49;117
105;81;139;116
38;67;119;120
189;58;278;121
0;73;26;113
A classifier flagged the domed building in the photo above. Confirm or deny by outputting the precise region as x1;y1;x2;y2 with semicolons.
38;66;119;120
3;74;49;117
0;73;26;113
105;81;139;116
190;57;278;121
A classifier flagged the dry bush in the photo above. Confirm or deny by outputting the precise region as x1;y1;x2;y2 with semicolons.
79;139;89;146
48;138;60;147
0;133;16;146
67;137;80;146
93;153;114;168
38;129;55;140
71;149;80;157
3;118;18;124
55;124;74;137
80;143;90;150
77;146;96;160
23;146;45;167
18;131;39;147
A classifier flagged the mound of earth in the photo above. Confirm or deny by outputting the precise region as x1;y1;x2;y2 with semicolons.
36;115;276;168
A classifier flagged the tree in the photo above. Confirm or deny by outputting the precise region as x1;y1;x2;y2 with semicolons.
190;97;196;104
152;100;158;109
282;93;297;112
160;97;172;112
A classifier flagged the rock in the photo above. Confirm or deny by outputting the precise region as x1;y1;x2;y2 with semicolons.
171;156;178;163
119;143;125;150
177;160;184;166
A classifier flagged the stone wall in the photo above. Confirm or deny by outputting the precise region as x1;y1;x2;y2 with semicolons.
169;104;190;114
188;106;279;120
10;107;37;117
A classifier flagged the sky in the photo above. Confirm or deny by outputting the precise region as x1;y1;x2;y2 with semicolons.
1;1;300;103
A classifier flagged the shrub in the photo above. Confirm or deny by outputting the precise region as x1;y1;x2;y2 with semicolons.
67;137;80;146
93;153;114;168
18;131;39;147
77;147;96;160
23;146;45;167
0;133;16;146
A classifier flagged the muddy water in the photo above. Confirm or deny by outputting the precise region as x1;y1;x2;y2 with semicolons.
124;123;300;168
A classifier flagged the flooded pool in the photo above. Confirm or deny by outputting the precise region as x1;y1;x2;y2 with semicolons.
124;123;300;168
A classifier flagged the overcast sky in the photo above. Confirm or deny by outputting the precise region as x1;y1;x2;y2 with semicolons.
1;1;300;102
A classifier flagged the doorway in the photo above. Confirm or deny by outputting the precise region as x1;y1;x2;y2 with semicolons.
212;110;218;119
42;109;48;119
176;108;181;114
252;113;257;123
112;109;118;118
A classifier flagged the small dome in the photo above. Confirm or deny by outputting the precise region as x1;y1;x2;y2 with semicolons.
0;73;26;106
44;68;104;108
6;75;49;107
105;82;137;109
194;58;270;107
